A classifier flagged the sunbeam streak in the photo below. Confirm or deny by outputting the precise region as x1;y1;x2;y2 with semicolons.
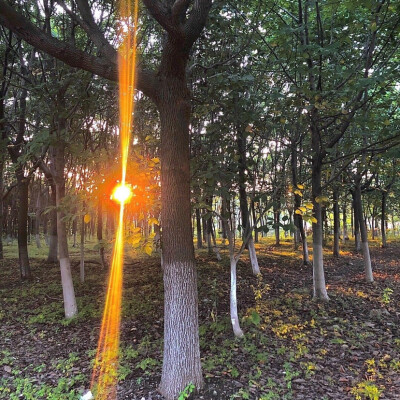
90;0;139;398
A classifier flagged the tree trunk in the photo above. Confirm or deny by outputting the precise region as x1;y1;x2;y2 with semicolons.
222;198;244;338
352;194;361;252
158;82;203;398
354;180;373;282
97;197;106;268
333;189;340;257
47;184;58;262
35;187;42;249
311;150;329;301
16;170;31;279
0;158;4;260
381;191;387;248
236;126;260;275
80;212;85;283
342;203;347;243
195;207;202;249
251;199;258;243
52;130;77;319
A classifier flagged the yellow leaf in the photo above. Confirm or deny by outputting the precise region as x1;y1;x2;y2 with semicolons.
304;202;314;209
145;135;151;141
297;184;304;190
383;120;390;126
148;217;159;225
132;227;141;233
151;157;160;164
299;206;307;212
295;209;303;215
293;189;303;197
315;195;329;204
144;244;152;256
311;216;318;224
280;117;286;124
84;214;91;224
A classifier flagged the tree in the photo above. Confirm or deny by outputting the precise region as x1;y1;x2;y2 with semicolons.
0;1;213;397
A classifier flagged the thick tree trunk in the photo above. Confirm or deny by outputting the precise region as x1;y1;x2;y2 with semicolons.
47;184;58;262
158;82;203;398
381;192;387;248
333;189;340;257
354;180;373;282
17;172;31;279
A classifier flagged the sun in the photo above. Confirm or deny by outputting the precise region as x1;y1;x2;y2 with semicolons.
111;183;133;205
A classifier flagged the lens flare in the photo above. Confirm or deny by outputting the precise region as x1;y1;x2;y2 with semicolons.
112;183;133;205
90;0;139;398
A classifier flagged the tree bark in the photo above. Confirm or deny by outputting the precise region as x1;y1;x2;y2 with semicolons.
97;197;106;268
311;134;329;301
47;184;58;262
16;170;31;279
158;81;203;398
381;191;387;248
195;207;202;249
52;103;78;318
354;180;373;282
333;189;340;257
236;128;260;275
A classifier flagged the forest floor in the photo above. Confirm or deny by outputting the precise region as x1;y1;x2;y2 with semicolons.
0;237;400;400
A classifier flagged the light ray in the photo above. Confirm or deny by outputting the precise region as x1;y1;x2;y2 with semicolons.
90;0;139;398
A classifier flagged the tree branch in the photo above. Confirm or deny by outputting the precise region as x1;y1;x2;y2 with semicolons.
184;0;212;49
0;0;158;99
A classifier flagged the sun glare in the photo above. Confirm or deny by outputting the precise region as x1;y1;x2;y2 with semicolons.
112;183;133;204
90;0;139;399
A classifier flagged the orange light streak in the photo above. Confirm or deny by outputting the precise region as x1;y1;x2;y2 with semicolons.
90;1;139;398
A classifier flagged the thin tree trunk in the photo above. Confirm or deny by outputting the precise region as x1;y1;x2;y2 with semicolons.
381;192;387;248
236;127;260;275
47;184;58;262
97;197;106;268
333;189;340;257
342;203;347;243
17;171;31;279
311;151;329;301
354;180;373;282
80;212;85;283
52;107;77;319
35;187;42;249
222;198;244;338
195;207;202;249
353;194;361;252
0;158;4;260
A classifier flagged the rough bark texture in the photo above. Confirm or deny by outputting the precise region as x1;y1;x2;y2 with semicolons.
158;80;203;397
